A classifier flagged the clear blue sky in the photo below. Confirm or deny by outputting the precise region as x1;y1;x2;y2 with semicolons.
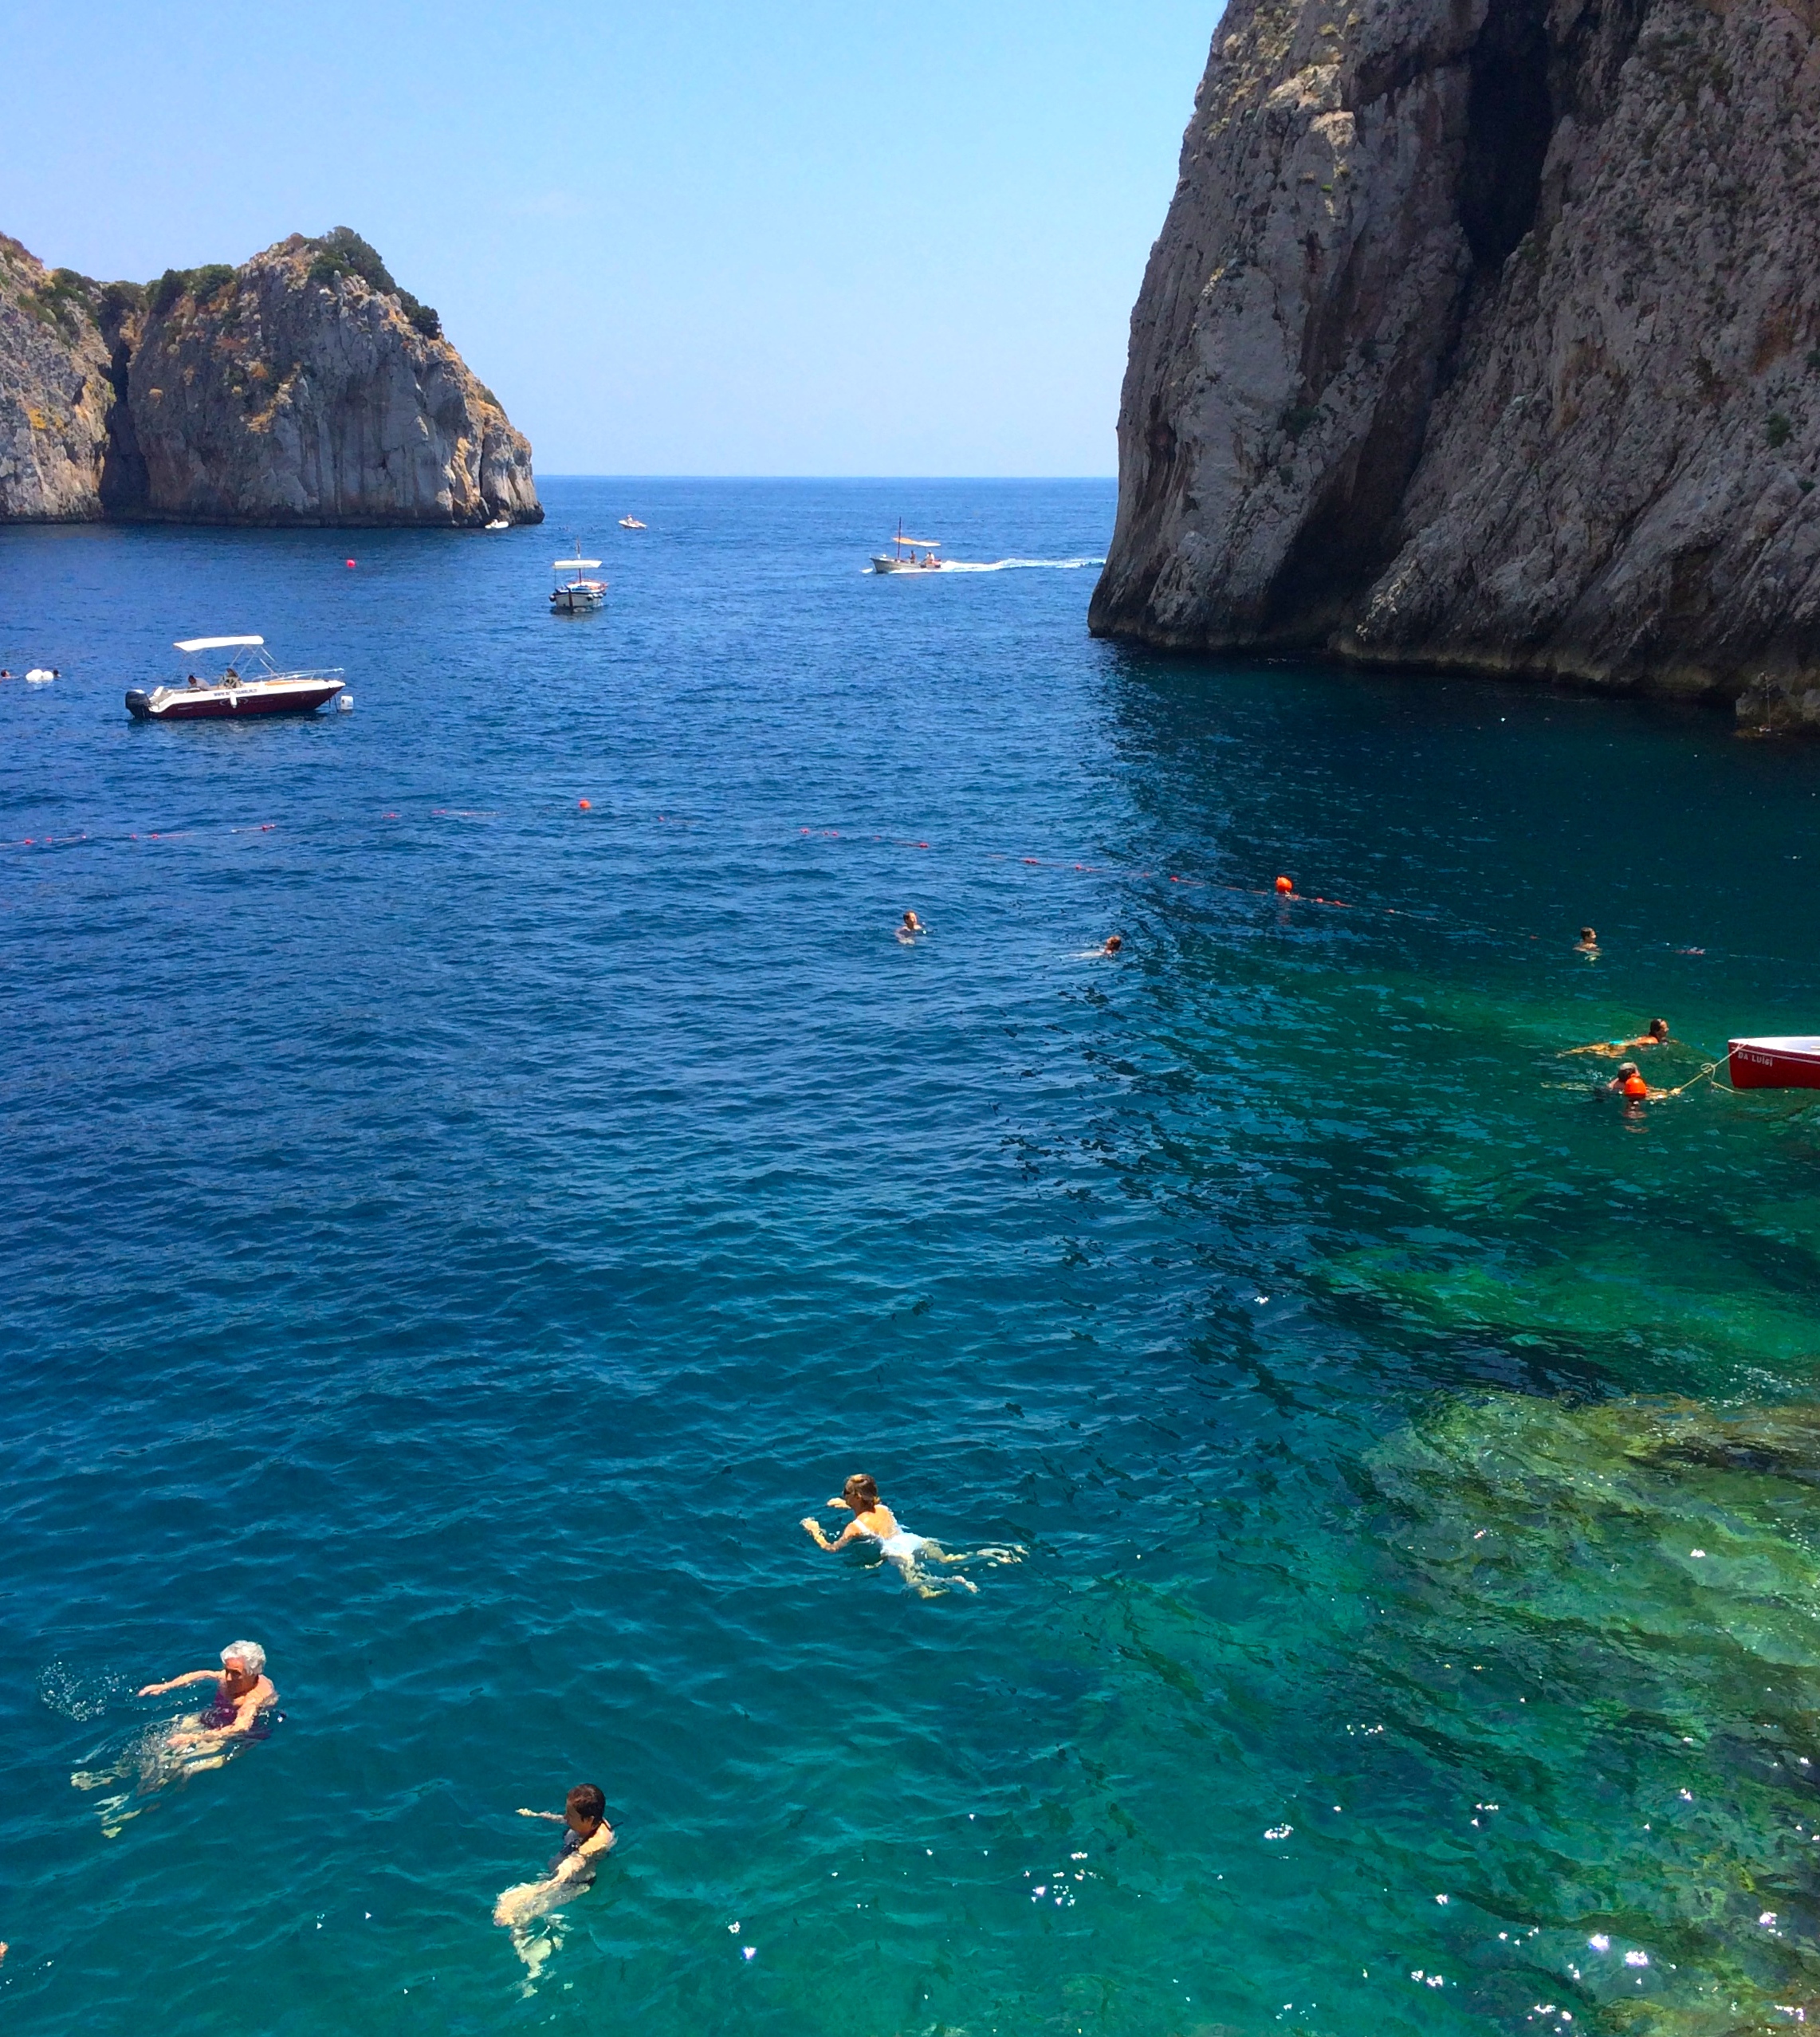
2;1;1217;475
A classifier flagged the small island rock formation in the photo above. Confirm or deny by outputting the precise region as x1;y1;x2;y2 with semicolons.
1091;0;1820;729
1;228;539;527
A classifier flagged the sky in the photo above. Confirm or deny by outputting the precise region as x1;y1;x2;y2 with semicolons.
0;1;1217;475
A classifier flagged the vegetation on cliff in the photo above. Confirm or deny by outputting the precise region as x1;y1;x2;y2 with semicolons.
0;228;537;526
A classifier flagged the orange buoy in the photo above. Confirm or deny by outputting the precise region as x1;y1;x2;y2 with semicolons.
1275;875;1294;894
578;798;592;810
1623;1074;1649;1098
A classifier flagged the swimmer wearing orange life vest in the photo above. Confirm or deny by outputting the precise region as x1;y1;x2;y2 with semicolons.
1602;1060;1663;1101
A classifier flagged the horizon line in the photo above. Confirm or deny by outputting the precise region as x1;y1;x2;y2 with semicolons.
534;472;1118;483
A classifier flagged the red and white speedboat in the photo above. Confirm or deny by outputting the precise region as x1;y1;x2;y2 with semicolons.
1728;1036;1820;1089
126;635;345;721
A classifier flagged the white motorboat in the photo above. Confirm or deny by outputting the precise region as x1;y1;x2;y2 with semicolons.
485;517;512;531
871;523;947;572
126;635;345;721
619;516;647;530
550;551;607;613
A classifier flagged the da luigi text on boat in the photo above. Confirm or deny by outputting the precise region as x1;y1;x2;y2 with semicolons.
125;637;346;722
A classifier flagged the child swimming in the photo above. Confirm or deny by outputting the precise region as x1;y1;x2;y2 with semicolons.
801;1473;1023;1599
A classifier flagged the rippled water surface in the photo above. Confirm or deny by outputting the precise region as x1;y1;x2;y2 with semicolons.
5;478;1820;2037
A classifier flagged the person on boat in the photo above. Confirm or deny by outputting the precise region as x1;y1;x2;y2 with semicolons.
493;1784;615;1929
801;1473;1020;1599
898;910;926;942
1574;926;1600;956
1563;1017;1672;1057
186;674;202;687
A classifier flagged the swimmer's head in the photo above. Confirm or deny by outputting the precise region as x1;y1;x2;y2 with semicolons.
221;1640;265;1676
839;1473;879;1513
1104;934;1122;954
1615;1061;1639;1079
1649;1018;1669;1039
566;1783;606;1829
1579;927;1597;942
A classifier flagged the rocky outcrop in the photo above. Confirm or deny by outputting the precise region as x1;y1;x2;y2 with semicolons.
0;230;539;527
0;237;116;521
1091;0;1820;729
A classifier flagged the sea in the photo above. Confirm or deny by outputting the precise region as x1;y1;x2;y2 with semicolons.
4;476;1820;2037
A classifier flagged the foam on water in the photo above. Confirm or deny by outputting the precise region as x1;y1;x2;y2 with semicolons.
3;478;1820;2035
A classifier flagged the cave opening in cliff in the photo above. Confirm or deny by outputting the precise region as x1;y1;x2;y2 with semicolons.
1459;0;1553;270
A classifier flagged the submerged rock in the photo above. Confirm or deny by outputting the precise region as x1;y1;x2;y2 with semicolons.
0;229;540;527
1092;0;1820;729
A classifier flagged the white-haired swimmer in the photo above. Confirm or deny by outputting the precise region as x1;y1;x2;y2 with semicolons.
74;1642;277;1833
802;1473;1024;1599
494;1784;615;1988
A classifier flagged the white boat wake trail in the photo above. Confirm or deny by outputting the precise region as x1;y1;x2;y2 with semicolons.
866;557;1106;576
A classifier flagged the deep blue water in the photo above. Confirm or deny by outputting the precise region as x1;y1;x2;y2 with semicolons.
5;478;1820;2036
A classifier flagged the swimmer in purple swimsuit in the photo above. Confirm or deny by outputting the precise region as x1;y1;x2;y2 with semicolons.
140;1640;277;1756
75;1641;277;1834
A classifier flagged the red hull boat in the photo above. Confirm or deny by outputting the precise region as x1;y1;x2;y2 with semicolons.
1728;1036;1820;1089
126;633;345;722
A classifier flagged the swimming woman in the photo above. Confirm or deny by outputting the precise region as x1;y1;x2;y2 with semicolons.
801;1473;1021;1599
494;1784;616;1987
74;1641;277;1834
1563;1017;1672;1057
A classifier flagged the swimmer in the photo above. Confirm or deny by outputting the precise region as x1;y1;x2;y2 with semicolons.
1601;1060;1662;1101
802;1473;1023;1599
898;910;926;942
75;1641;276;1834
1099;934;1123;957
1563;1017;1672;1057
1574;926;1601;957
494;1784;615;1984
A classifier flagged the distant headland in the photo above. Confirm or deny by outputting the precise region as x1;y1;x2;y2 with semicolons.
0;227;540;528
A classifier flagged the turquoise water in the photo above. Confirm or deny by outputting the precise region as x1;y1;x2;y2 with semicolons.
4;478;1820;2036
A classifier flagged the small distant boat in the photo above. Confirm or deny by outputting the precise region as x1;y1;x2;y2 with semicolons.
550;549;607;613
1728;1036;1820;1089
126;635;345;721
619;516;647;530
871;522;947;573
485;517;512;531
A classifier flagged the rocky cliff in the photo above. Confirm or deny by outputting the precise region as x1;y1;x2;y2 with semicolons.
1091;0;1820;729
0;237;119;521
0;229;539;527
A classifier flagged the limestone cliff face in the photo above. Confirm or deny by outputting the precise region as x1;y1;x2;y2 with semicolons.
0;230;540;527
0;237;116;521
1091;0;1820;729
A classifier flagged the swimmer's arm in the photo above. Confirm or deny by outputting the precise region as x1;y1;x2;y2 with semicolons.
138;1669;216;1697
552;1827;616;1882
517;1808;566;1821
800;1516;865;1551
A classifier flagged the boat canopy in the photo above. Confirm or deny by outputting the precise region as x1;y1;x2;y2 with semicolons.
893;537;941;548
175;634;265;653
553;558;602;570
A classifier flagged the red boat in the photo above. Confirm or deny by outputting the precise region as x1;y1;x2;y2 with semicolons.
126;635;345;721
1728;1036;1820;1089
